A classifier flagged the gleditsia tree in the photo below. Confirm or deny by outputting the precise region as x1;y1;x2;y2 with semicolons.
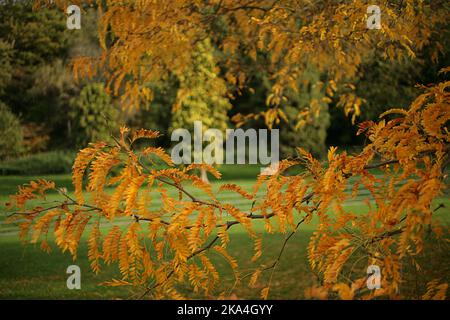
5;71;449;299
8;0;449;299
34;0;448;126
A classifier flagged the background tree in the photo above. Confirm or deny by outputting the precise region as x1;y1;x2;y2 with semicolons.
0;40;13;96
170;39;232;182
27;60;80;148
227;55;330;158
0;2;105;153
129;79;178;150
0;1;70;117
328;22;450;147
69;83;119;148
0;102;23;160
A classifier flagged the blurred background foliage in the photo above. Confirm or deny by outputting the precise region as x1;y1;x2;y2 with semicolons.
0;101;23;159
68;82;119;148
0;1;449;174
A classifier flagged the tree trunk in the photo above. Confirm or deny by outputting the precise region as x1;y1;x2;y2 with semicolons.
200;168;209;184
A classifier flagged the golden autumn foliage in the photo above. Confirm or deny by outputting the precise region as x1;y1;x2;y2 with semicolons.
5;74;449;299
4;0;449;300
34;0;448;127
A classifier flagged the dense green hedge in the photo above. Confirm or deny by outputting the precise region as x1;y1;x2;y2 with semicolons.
0;151;76;175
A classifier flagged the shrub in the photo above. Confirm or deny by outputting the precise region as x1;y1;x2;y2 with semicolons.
0;101;23;160
69;83;119;148
0;150;75;175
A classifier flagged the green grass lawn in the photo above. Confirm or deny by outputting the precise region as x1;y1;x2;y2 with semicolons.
0;167;448;299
